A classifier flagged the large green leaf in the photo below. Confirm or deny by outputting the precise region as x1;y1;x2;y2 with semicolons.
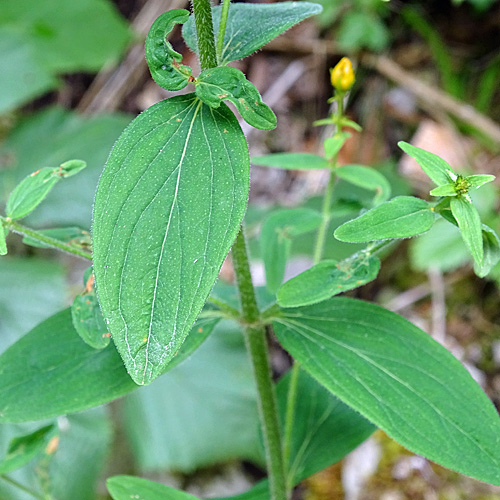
92;94;249;385
336;165;391;205
273;297;500;486
183;2;323;65
0;309;219;423
108;476;199;500
123;322;261;473
0;107;131;228
334;196;435;242
277;368;375;483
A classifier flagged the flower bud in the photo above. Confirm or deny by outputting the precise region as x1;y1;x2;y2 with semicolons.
330;57;355;91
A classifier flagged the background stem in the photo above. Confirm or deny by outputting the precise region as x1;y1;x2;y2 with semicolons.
217;0;231;64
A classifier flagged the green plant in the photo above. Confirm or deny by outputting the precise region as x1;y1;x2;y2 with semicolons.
1;2;500;500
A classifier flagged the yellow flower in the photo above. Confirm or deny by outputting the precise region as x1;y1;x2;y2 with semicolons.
330;57;355;91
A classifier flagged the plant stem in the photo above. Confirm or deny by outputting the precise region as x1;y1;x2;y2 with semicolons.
1;217;92;260
216;0;231;64
282;360;299;481
191;0;218;70
232;228;287;500
0;475;45;500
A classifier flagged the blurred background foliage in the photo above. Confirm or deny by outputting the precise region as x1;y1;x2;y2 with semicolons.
1;0;500;498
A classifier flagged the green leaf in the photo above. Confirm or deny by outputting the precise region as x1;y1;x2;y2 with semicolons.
429;183;458;197
252;153;329;170
6;167;61;220
196;67;276;130
467;174;496;190
22;226;91;250
0;308;220;422
58;159;87;177
336;165;391;204
108;476;200;500
71;292;110;349
475;225;500;278
273;297;500;486
277;253;380;308
261;208;323;293
450;197;484;267
0;424;55;474
324;133;350;160
398;141;454;186
92;94;248;386
338;10;390;52
123;322;261;473
0;106;131;229
0;222;7;256
277;368;375;483
334;196;435;243
145;9;193;91
183;2;323;65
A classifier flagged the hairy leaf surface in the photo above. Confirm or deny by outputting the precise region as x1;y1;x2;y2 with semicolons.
273;297;500;485
93;94;248;385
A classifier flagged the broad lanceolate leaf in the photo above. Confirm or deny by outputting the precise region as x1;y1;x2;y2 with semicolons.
183;2;323;65
430;183;457;197
273;297;500;486
475;224;500;278
334;196;434;243
145;9;193;91
108;476;199;500
92;94;248;386
0;308;220;422
467;174;495;190
450;196;484;267
277;368;375;483
261;208;323;293
0;222;7;255
196;67;276;130
398;141;454;186
6;168;60;219
252;153;329;170
277;252;380;307
22;227;91;250
71;292;111;349
324;133;350;160
0;424;56;474
336;165;391;205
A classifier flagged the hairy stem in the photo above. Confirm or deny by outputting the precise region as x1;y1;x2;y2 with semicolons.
191;0;218;70
216;0;231;64
1;217;92;260
232;228;287;500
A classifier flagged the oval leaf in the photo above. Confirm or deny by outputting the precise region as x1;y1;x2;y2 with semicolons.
273;297;500;486
145;9;193;91
252;153;329;170
336;164;391;204
196;67;276;130
277;253;380;307
0;309;219;423
183;2;323;65
71;292;111;349
475;224;500;278
92;94;248;385
334;196;434;242
6;167;60;220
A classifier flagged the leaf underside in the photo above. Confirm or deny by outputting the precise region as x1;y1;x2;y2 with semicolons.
92;94;249;385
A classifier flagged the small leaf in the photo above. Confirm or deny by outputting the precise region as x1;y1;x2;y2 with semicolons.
145;9;193;91
475;225;500;278
335;196;434;243
252;153;329;170
261;208;323;293
336;165;391;204
58;159;87;177
0;424;56;474
467;174;495;190
273;297;500;486
108;476;199;500
183;2;323;65
429;183;458;197
450;197;483;267
277;253;380;307
0;308;220;423
22;227;91;249
6;167;60;219
0;222;7;256
324;133;350;160
398;141;454;186
196;67;276;130
71;292;111;349
92;94;248;385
